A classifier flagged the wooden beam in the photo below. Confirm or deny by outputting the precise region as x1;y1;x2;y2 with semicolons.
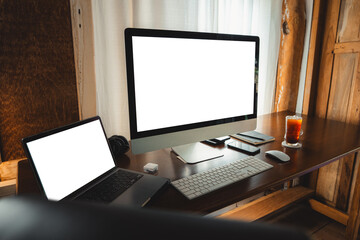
334;42;360;54
309;198;349;225
302;0;323;115
348;153;360;215
314;0;341;118
274;0;306;112
0;179;16;198
218;186;314;222
70;0;97;120
346;153;360;240
0;158;24;181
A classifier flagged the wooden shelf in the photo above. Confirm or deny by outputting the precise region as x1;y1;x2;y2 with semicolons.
309;198;349;225
218;186;314;222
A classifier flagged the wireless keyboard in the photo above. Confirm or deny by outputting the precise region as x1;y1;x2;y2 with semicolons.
171;156;273;200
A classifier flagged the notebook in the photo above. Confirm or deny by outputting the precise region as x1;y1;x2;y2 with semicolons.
22;116;169;207
231;131;275;145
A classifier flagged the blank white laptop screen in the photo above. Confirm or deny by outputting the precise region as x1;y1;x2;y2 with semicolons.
26;120;115;201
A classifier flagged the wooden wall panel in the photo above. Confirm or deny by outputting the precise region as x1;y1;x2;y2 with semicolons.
314;0;341;118
346;153;360;239
336;154;357;211
302;1;360;233
316;160;341;204
306;0;360;213
332;2;360;212
0;0;79;163
337;0;360;43
346;54;360;125
327;53;357;122
335;51;360;212
304;0;341;206
316;48;359;211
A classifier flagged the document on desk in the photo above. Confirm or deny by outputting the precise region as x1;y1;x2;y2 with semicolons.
172;142;223;164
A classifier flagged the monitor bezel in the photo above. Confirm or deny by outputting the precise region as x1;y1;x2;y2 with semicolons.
125;28;259;141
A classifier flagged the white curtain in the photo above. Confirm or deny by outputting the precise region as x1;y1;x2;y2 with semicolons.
92;0;282;138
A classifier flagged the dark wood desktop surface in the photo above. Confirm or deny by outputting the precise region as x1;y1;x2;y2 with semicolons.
17;111;360;215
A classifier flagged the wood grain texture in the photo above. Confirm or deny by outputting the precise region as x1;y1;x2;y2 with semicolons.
334;42;360;54
332;52;359;210
346;54;360;125
16;111;360;215
345;153;360;240
313;0;360;215
337;0;360;43
218;186;314;222
274;0;306;112
308;1;360;237
302;0;325;116
327;53;357;122
309;198;349;225
316;160;340;204
336;154;357;211
0;0;79;162
314;0;341;118
0;158;24;181
70;0;96;120
335;34;360;215
347;154;360;215
0;179;16;198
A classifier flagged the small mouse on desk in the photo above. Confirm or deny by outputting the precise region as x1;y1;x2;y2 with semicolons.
265;150;290;162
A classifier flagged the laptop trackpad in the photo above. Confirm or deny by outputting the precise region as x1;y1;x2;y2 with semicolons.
111;173;169;207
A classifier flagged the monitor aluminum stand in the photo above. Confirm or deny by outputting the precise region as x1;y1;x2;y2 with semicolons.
172;142;223;164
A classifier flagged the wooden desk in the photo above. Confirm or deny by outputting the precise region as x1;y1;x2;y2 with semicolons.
17;111;360;236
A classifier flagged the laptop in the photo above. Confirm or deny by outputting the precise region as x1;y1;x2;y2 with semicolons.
22;116;169;207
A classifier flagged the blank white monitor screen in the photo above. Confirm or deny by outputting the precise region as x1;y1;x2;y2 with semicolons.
25;119;115;201
125;29;259;154
133;37;255;132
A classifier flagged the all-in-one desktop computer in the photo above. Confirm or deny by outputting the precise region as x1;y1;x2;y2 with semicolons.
125;28;259;164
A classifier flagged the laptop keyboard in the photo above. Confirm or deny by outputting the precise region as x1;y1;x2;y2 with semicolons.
78;169;143;203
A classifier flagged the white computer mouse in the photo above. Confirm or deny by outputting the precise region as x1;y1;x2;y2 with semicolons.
265;150;290;162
